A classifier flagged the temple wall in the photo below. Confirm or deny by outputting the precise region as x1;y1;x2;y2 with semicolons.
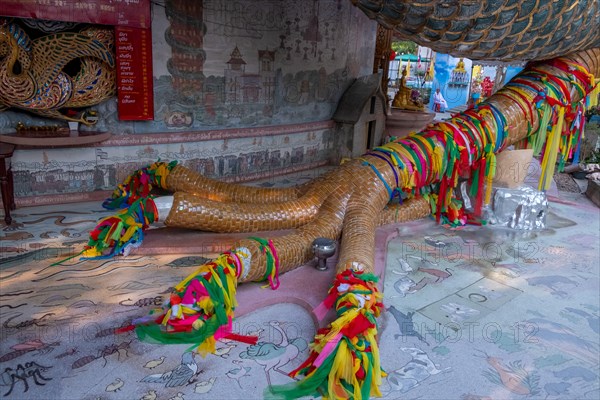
12;121;335;207
0;0;377;204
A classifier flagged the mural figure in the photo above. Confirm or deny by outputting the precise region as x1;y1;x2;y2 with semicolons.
141;352;199;388
239;321;307;387
477;350;540;396
384;347;449;395
0;361;53;396
164;110;193;128
226;360;252;389
105;377;124;392
193;377;216;394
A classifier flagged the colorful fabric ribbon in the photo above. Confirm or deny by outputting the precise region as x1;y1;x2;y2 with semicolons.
269;269;384;400
103;160;177;210
77;196;157;260
249;236;281;290
134;252;258;355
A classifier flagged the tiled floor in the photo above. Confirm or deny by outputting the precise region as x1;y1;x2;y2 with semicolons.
1;171;598;400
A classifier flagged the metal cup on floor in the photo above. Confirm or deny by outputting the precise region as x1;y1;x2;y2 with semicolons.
312;238;336;271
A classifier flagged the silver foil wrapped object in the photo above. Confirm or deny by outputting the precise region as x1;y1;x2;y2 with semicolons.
152;195;174;227
492;186;548;230
459;180;473;212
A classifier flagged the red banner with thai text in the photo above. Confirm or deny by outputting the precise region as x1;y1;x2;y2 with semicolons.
0;0;151;29
115;26;154;121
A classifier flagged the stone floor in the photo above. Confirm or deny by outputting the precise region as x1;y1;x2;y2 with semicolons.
1;170;599;400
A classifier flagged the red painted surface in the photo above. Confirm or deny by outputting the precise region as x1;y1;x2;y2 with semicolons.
0;0;151;29
115;26;154;121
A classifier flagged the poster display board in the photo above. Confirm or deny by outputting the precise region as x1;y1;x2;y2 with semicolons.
115;26;154;120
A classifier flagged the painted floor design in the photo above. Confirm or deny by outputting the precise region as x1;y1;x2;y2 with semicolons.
1;171;599;400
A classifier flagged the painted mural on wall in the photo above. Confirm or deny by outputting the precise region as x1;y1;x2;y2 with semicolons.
11;126;335;202
150;0;375;132
0;0;377;134
0;0;375;200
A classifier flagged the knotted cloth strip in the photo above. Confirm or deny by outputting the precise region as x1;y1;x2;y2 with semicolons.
268;269;384;400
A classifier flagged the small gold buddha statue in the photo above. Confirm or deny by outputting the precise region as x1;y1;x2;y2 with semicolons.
454;58;467;73
392;66;424;111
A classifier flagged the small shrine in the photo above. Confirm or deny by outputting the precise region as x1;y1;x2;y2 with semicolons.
387;65;435;139
391;66;425;111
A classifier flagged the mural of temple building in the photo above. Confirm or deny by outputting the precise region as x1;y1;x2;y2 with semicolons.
224;46;247;104
258;49;276;107
224;46;276;111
